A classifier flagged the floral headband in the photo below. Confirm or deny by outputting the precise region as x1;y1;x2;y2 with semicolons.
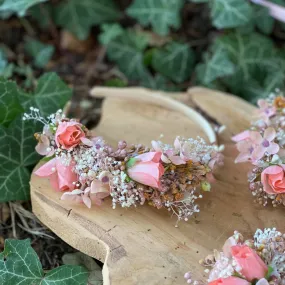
233;92;285;208
25;92;223;223
184;228;285;285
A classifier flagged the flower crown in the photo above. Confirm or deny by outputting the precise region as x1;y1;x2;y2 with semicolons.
25;107;223;223
233;92;285;208
184;228;285;285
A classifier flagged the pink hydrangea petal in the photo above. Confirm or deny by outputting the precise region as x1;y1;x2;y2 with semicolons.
169;155;186;165
267;142;279;154
222;237;237;258
136;152;162;163
81;137;93;146
252;145;265;161
256;278;270;285
174;137;181;149
49;173;60;191
250;131;263;144
151;140;161;151
258;99;267;109
264;127;276;141
55;160;77;191
232;130;251;142
161;153;171;164
235;152;250;163
35;142;49;156
82;195;92;208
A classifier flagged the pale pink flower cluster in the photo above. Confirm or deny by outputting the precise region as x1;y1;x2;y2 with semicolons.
185;228;285;285
233;94;285;206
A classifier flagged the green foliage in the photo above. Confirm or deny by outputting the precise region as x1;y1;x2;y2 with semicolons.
19;73;72;116
0;0;47;17
0;79;23;126
24;38;55;68
0;239;88;284
54;0;121;40
140;73;177;91
127;0;184;36
0;73;72;202
101;27;149;80
209;0;253;29
197;32;285;103
63;252;103;285
152;42;195;83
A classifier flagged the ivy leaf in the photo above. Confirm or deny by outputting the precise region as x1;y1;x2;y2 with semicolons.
0;78;23;127
254;6;274;35
28;3;52;30
98;23;124;46
126;0;184;36
63;252;103;285
140;73;178;91
19;72;72;116
0;0;47;17
196;48;235;84
0;117;40;202
54;0;121;40
210;0;253;29
0;239;89;284
152;42;195;83
103;29;149;80
24;38;55;68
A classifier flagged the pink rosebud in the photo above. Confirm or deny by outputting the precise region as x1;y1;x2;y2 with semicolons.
127;152;164;189
55;121;85;149
261;165;285;194
34;158;77;191
231;245;268;281
209;277;250;285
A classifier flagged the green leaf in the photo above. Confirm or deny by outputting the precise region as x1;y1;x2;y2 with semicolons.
210;0;253;29
254;6;274;35
140;73;178;91
98;23;124;46
54;0;121;40
210;32;285;102
24;38;55;68
201;181;211;191
191;0;209;2
0;117;40;202
29;3;53;30
0;78;23;126
63;252;103;285
104;78;128;88
152;42;195;83
0;239;89;285
19;72;72;116
0;0;47;17
127;158;137;168
104;29;149;80
196;48;235;84
265;266;274;279
42;265;89;285
126;0;184;36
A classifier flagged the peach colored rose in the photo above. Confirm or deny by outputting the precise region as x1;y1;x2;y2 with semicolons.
34;158;77;191
208;277;250;285
127;152;164;189
261;165;285;194
55;121;85;149
231;245;267;281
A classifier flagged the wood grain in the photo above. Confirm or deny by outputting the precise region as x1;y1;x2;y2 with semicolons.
30;87;285;285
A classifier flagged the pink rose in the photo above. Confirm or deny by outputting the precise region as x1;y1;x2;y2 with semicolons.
127;152;164;189
208;277;250;285
261;165;285;194
231;245;268;281
34;158;77;191
55;121;85;149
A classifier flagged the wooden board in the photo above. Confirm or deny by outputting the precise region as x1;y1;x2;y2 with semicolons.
30;87;285;285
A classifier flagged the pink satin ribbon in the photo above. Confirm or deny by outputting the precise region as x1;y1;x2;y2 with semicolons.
251;0;285;23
